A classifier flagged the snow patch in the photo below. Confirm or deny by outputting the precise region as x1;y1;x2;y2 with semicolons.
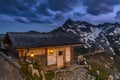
78;24;87;28
66;29;78;34
109;47;116;55
114;27;120;34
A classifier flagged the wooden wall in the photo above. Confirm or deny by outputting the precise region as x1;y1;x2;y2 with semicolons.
17;46;72;69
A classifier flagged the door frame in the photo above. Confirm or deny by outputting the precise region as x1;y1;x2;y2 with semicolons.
56;49;65;69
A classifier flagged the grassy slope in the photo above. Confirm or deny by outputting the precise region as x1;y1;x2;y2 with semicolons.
84;53;116;80
19;62;43;80
19;62;55;80
114;55;120;72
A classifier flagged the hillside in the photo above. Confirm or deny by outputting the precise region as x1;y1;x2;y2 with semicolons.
83;52;120;79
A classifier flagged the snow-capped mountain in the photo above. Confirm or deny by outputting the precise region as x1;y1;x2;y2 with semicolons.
52;19;120;55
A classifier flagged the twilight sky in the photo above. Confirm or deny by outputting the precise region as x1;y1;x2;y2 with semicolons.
0;0;120;33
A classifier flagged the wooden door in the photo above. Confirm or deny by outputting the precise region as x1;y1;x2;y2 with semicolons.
57;51;64;69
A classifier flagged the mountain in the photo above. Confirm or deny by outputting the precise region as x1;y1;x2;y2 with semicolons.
52;19;120;55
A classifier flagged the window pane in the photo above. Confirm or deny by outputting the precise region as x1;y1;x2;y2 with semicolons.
59;51;63;56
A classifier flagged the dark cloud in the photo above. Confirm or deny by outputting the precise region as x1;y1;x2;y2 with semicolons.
0;0;29;16
54;12;65;20
0;0;81;24
0;6;18;16
115;11;120;19
15;17;30;23
19;11;38;18
0;0;18;15
82;0;120;15
0;0;80;15
23;0;37;7
36;3;52;16
30;19;53;24
74;12;85;17
0;0;39;23
0;0;16;7
0;0;119;25
47;0;71;12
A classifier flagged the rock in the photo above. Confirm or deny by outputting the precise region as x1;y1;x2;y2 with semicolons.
0;52;23;80
108;75;114;80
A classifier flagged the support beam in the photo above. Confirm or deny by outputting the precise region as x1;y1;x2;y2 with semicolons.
45;48;47;67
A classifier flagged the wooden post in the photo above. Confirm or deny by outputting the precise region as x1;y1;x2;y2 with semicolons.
70;46;73;65
41;71;46;80
45;48;47;67
86;71;88;79
63;49;65;67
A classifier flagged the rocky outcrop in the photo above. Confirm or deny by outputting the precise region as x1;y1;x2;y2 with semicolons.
0;52;23;80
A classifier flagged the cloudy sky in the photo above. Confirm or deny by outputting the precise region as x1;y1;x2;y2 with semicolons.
0;0;120;33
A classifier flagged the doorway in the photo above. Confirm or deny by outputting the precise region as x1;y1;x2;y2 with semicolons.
57;51;64;68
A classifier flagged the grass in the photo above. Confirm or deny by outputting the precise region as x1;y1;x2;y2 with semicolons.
45;71;55;80
88;62;110;80
19;62;55;80
84;53;120;80
85;53;114;80
19;62;43;80
114;55;120;72
113;55;120;80
74;46;89;54
82;53;114;80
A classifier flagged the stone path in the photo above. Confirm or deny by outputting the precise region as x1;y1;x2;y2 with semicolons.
54;64;96;80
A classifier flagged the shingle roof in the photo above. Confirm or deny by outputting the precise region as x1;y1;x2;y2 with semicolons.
4;32;81;48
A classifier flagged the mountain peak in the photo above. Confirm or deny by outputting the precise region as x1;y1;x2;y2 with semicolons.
64;19;74;25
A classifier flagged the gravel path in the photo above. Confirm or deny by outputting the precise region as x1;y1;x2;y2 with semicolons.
54;64;96;80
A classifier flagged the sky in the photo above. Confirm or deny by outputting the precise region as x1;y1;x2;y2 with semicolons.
0;0;120;33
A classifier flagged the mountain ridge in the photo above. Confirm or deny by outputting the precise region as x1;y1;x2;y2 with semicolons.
52;19;120;55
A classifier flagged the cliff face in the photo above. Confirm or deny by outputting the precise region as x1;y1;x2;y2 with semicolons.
0;52;22;80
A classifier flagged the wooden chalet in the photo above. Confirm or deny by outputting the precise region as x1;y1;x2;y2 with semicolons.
4;32;81;69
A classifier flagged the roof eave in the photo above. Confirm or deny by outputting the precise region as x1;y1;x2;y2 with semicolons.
15;43;82;49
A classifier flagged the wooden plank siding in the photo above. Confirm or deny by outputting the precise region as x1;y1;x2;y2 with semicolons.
16;46;73;69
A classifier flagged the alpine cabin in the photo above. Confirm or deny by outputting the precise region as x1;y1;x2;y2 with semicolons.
4;32;81;69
